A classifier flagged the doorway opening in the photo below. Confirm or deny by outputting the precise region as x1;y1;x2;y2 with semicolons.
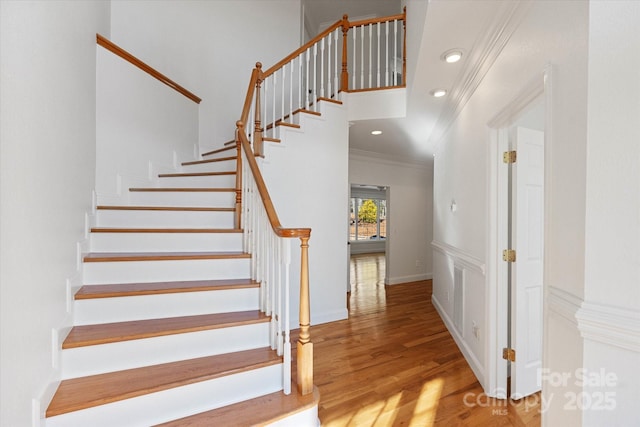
348;184;390;305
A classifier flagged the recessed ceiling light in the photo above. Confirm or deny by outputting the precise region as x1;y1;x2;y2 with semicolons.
371;130;382;135
431;89;447;98
442;49;463;63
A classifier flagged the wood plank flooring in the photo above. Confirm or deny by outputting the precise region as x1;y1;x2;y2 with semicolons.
300;253;541;427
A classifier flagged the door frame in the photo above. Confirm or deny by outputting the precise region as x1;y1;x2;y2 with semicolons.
485;64;553;398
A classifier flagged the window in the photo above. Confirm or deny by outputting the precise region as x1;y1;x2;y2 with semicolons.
349;196;387;241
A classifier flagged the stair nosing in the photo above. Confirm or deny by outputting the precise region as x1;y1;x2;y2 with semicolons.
96;206;236;212
46;347;281;418
75;279;260;300
83;251;250;263
158;171;235;178
63;310;270;349
90;227;242;234
201;145;236;157
128;187;236;192
182;156;236;166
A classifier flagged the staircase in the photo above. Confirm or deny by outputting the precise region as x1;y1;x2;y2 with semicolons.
44;147;319;426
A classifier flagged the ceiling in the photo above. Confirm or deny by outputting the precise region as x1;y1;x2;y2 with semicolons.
302;0;520;166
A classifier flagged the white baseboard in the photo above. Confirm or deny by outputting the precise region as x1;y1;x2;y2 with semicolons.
385;272;432;285
432;294;486;389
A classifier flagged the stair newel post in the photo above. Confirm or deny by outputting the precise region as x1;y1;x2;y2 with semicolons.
254;62;264;157
234;121;243;230
297;234;313;395
402;6;407;85
340;15;350;92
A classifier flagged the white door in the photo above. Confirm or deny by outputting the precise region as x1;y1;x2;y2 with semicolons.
510;126;544;399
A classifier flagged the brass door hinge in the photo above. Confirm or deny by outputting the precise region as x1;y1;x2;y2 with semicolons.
503;347;516;362
503;151;517;164
502;249;516;262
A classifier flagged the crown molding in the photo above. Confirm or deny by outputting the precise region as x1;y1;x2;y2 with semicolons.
429;0;533;144
349;148;433;170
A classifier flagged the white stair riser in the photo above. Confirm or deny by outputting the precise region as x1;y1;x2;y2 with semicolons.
62;323;270;379
74;288;259;325
128;190;235;207
266;406;320;427
157;173;236;188
96;209;235;228
180;159;237;173
46;364;283;427
90;232;243;252
83;258;250;285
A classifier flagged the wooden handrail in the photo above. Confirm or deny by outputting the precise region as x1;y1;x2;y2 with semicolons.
262;19;343;78
96;34;202;104
236;121;311;240
348;13;405;28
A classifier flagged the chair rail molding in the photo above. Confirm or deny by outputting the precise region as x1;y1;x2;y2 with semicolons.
576;300;640;353
431;240;485;276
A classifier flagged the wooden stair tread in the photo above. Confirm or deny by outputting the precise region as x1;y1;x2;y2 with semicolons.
90;227;242;233
155;385;320;427
75;278;259;299
182;156;236;166
266;121;300;131
96;205;235;212
63;310;269;348
84;251;250;262
293;108;321;116
129;187;236;192
46;347;281;417
201;145;235;157
263;137;281;143
158;171;235;178
317;96;343;105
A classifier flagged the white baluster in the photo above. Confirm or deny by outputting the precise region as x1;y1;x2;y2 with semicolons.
289;58;293;119
352;27;356;89
282;238;292;395
394;19;398;86
305;48;310;111
263;77;268;142
334;28;339;98
272;73;277;139
276;234;283;356
360;25;364;89
281;66;285;126
377;22;381;87
320;36;325;99
385;21;389;87
327;32;332;97
298;54;302;111
368;24;372;88
312;42;317;111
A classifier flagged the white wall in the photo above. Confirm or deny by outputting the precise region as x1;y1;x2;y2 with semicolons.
0;2;110;426
349;153;433;285
109;0;302;154
261;101;350;327
432;1;590;425
95;46;199;203
433;1;640;425
580;2;640;424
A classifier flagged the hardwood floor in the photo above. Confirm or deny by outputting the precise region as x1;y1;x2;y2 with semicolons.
306;253;541;427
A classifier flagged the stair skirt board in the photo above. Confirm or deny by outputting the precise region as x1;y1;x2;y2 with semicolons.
89;232;243;252
127;190;235;207
45;364;283;427
83;258;251;285
156;174;236;188
74;287;259;325
62;322;270;379
96;209;235;228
